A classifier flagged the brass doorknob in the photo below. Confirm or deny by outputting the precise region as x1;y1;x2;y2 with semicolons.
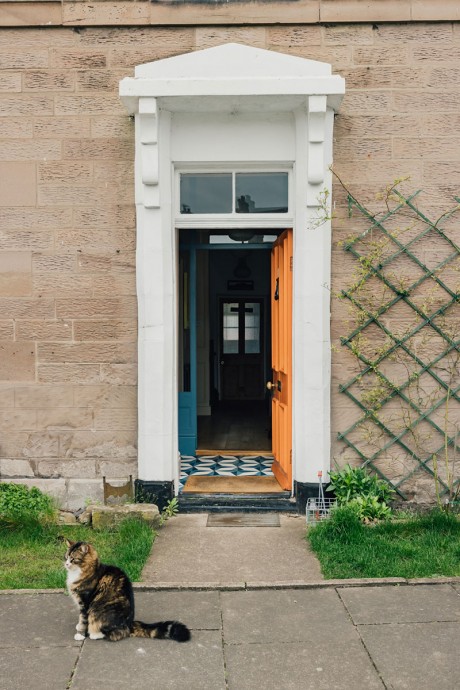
266;381;274;391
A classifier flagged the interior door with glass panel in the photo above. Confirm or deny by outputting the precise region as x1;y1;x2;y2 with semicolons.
269;229;293;490
220;299;264;401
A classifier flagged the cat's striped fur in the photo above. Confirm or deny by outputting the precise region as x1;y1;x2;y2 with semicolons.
64;539;190;643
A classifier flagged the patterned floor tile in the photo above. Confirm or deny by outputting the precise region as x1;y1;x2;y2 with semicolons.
179;454;274;491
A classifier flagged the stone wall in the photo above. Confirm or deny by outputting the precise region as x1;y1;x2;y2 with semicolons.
0;17;459;505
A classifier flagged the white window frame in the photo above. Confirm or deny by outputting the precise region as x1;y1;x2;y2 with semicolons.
175;164;294;230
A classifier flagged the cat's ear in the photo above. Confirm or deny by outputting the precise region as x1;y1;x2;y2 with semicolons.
80;543;89;554
64;538;75;548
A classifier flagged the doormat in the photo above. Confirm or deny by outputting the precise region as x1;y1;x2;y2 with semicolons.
182;475;284;494
207;513;280;527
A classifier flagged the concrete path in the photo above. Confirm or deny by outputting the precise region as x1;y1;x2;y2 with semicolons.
141;512;323;586
2;583;460;689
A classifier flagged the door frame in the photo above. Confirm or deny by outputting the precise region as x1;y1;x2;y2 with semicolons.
178;239;274;457
120;44;344;498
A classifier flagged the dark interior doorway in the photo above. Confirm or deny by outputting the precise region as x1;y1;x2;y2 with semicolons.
197;400;271;451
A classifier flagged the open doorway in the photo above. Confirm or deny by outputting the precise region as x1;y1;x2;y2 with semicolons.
178;230;287;494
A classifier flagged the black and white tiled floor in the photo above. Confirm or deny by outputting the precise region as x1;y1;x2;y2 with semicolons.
179;455;274;492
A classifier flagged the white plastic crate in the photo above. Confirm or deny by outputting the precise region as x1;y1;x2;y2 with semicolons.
306;498;335;525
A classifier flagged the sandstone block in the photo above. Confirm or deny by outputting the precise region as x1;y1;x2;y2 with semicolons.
91;503;160;530
0;409;37;432
94;408;137;430
374;22;452;44
76;69;126;93
34;117;91;139
55;94;124;116
73;320;137;341
0;73;21;93
36;408;93;430
0;342;35;381
60;431;136;459
0;139;61;162
62;1;150;26
0;322;13;340
56;296;137;319
0;298;54;319
38;161;92;183
58;510;78;525
23;70;75;92
268;25;321;47
1;207;72;231
0;459;34;477
55;227;136;252
37;342;136;364
0;251;32;297
324;24;374;46
37;458;97;479
65;478;103;510
50;49;107;69
100;363;136;385
0;119;33;138
63;138;133;160
0;96;53;117
0;49;49;69
195;27;267;50
74;384;136;409
353;46;411;65
14;384;73;408
38;364;101;384
1;227;50;252
0;163;36;206
16;320;73;341
322;0;410;22
90;116;133;138
73;205;135;229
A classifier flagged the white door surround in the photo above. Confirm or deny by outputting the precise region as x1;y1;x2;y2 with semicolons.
119;43;345;493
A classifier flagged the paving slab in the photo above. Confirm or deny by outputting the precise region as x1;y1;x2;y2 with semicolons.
225;639;385;690
358;621;460;690
0;646;80;690
142;512;322;585
221;589;351;644
338;584;460;624
134;590;222;630
0;592;78;647
72;631;226;690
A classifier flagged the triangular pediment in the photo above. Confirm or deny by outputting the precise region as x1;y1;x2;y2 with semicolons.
135;43;332;79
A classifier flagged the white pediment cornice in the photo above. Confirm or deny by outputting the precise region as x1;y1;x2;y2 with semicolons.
120;43;345;114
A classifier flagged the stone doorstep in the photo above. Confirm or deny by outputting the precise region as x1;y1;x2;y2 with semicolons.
57;503;161;529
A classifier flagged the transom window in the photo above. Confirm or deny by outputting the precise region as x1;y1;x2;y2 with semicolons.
180;172;289;215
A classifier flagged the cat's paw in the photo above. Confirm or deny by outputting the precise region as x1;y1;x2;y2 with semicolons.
74;633;86;641
89;632;105;640
76;623;86;633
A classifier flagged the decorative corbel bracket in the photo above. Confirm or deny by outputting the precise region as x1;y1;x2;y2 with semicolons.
307;95;327;207
138;97;159;208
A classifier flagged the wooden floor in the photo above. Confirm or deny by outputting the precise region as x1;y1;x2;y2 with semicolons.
197;400;271;452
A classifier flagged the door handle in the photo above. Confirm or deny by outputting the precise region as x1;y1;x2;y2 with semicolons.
267;380;281;392
220;360;225;365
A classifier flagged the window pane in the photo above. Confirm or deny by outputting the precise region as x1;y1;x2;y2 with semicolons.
180;173;232;214
235;173;288;214
245;303;260;353
223;303;239;354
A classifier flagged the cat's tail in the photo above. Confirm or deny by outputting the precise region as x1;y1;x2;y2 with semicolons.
131;620;191;642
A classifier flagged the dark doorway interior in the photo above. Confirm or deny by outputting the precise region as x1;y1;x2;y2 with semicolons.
197;400;271;451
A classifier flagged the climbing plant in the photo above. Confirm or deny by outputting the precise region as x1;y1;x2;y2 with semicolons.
334;177;460;504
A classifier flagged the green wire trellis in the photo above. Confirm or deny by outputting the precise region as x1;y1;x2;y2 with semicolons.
338;190;460;500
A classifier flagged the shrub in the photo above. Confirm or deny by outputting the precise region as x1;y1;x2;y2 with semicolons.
327;464;395;521
0;483;56;527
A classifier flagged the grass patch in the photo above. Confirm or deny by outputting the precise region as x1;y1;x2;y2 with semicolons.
0;518;155;590
307;506;460;579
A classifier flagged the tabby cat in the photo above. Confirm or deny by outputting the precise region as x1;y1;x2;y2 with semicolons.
64;539;191;643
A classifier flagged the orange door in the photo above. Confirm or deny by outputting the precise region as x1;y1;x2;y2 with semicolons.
270;229;293;490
